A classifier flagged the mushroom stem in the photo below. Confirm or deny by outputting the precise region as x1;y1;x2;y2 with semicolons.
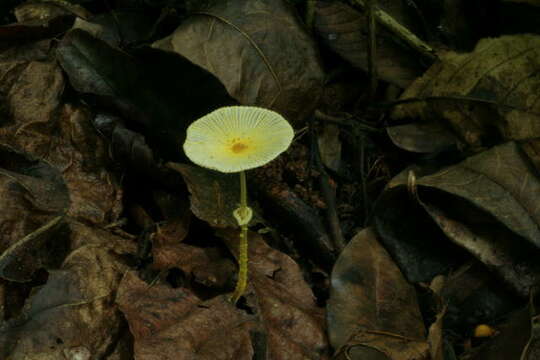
231;170;249;304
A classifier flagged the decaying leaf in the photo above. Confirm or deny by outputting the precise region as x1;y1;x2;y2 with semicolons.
313;1;424;88
219;229;330;358
0;221;136;359
391;34;540;151
386;121;458;153
57;29;235;160
119;230;329;359
318;123;341;172
153;0;324;126
327;228;428;360
14;0;91;22
0;59;122;224
376;142;540;297
117;271;257;360
72;10;157;47
0;216;68;282
0;146;69;266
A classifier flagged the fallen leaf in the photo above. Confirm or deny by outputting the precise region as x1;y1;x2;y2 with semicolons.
327;228;428;360
57;29;236;160
313;1;424;88
376;141;540;297
0;216;68;282
218;229;330;359
0;146;69;264
386;121;458;153
153;0;324;126
391;34;540;151
117;271;259;360
168;162;262;228
318;123;341;172
72;10;157;47
0;58;123;224
118;229;330;359
0;220;136;359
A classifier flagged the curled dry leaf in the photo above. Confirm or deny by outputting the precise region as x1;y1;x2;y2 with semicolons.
313;1;424;88
391;34;540;152
376;142;540;298
153;0;324;126
0;221;136;359
327;228;428;360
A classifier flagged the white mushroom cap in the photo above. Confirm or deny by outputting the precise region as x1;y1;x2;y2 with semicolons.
183;106;294;173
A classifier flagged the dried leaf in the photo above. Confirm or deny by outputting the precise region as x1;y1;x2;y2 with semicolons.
0;0;84;42
152;243;235;289
327;228;428;360
386;121;458;153
0;216;68;282
392;34;540;151
153;0;324;126
0;146;69;266
313;1;424;88
376;142;540;297
168;163;262;228
72;10;157;47
117;271;258;360
0;221;136;359
520;286;540;359
318;123;341;172
119;230;330;359
15;0;91;22
57;29;236;159
218;229;330;359
427;305;446;360
0;59;123;224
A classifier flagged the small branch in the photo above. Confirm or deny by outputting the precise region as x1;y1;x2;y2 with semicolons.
366;0;378;98
310;123;346;252
350;0;437;61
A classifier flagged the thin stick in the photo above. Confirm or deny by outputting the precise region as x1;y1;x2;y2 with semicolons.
350;0;436;61
310;124;346;252
366;0;378;98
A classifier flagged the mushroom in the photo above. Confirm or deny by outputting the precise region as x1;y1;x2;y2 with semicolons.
183;106;294;303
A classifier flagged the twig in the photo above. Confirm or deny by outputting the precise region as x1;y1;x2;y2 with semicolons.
349;0;437;61
366;0;378;98
310;122;346;252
